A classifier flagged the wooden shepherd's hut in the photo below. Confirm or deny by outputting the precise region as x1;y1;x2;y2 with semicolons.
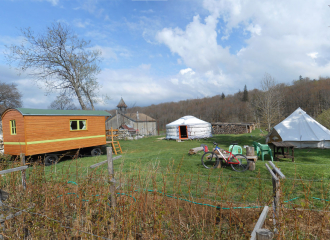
1;108;111;156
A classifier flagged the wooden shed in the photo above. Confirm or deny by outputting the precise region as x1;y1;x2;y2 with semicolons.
1;108;111;156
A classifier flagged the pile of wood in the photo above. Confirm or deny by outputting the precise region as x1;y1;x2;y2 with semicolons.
188;147;203;155
106;129;131;140
212;122;255;134
117;129;130;140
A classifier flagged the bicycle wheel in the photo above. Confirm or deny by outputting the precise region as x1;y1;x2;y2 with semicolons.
230;154;249;172
201;152;220;169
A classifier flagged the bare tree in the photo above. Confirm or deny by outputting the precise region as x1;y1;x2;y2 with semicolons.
0;82;22;133
251;73;283;131
0;82;22;114
48;93;77;110
5;22;102;110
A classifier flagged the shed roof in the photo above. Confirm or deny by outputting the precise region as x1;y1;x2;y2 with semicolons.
124;112;156;122
11;108;111;117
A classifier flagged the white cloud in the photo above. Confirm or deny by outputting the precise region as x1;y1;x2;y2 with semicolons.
76;0;104;18
34;0;59;6
141;9;154;13
47;0;59;6
157;14;237;73
126;16;163;44
96;65;232;109
179;68;195;75
0;35;25;46
171;78;179;85
90;45;117;60
307;52;318;59
246;24;261;36
73;19;91;28
156;0;330;91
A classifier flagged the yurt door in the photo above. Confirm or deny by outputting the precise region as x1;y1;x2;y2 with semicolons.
179;126;188;139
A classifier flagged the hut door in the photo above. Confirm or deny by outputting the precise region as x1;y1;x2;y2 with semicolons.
179;126;188;139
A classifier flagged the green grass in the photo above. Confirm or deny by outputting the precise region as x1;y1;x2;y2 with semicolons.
1;129;330;238
8;128;330;209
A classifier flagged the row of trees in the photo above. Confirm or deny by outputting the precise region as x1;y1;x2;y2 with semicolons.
126;74;330;131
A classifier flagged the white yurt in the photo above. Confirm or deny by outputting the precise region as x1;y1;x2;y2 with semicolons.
166;115;212;140
267;107;330;148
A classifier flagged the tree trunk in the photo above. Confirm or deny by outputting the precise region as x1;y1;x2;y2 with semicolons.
74;85;87;110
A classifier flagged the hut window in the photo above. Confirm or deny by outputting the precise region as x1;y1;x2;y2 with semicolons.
10;120;17;135
70;120;87;131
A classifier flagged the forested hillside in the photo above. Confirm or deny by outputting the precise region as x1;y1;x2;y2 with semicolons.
111;76;330;131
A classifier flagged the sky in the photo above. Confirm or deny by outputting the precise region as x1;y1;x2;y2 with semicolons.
1;0;330;110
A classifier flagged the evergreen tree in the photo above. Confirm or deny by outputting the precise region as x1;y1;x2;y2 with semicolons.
242;85;248;102
221;92;225;99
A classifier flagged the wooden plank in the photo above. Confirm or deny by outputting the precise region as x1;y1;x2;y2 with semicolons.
271;142;295;147
216;154;258;162
250;206;269;240
0;166;28;175
265;163;279;181
268;161;285;179
89;155;122;169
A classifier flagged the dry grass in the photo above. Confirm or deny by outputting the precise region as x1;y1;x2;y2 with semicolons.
0;156;330;239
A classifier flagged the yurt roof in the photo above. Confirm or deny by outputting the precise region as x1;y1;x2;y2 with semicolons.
166;115;210;127
274;107;330;141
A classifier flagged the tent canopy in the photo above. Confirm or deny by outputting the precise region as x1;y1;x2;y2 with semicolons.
166;115;212;140
268;107;330;148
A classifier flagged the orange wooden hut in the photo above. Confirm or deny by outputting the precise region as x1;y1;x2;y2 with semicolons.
1;108;110;163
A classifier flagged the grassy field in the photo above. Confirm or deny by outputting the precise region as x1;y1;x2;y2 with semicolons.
1;129;330;238
9;128;328;208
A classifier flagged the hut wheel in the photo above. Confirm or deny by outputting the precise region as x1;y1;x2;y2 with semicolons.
91;147;102;156
44;155;59;166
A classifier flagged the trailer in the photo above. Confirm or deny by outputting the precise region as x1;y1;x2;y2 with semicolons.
1;108;111;165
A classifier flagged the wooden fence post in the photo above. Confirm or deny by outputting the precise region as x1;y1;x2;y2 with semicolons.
272;169;280;227
265;162;285;233
20;153;26;190
250;206;269;240
107;147;116;208
107;147;116;234
256;229;274;240
0;193;4;240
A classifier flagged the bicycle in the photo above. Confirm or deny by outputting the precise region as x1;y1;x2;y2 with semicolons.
201;142;249;172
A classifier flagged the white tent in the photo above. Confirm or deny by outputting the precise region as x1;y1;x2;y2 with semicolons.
166;115;212;140
267;107;330;148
